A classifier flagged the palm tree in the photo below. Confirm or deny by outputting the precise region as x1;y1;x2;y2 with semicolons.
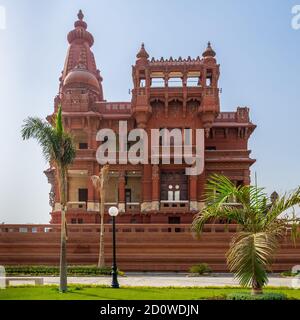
192;174;300;295
91;165;110;268
21;106;76;293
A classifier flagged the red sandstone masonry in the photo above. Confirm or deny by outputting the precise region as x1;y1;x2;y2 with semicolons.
45;12;256;225
0;224;299;272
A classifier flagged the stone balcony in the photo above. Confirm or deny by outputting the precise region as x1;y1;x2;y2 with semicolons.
160;200;189;212
67;201;87;210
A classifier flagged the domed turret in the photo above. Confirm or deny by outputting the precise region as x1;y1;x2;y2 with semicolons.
136;43;149;66
63;53;100;93
202;41;216;59
136;43;149;60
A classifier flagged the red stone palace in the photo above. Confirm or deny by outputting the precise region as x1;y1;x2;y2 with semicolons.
46;10;256;225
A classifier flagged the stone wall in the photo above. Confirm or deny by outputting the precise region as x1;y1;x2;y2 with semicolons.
1;224;299;272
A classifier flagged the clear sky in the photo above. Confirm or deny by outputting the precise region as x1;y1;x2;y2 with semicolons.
0;0;299;223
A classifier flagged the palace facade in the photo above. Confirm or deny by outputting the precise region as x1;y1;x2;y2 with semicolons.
46;10;256;225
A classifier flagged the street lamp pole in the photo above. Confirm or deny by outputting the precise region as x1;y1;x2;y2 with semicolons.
109;206;119;288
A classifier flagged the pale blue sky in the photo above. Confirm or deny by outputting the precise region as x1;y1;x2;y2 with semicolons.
0;0;299;223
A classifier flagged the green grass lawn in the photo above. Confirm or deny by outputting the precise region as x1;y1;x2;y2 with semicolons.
0;285;300;300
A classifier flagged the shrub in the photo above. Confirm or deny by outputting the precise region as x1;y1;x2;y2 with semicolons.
5;265;123;276
189;263;212;275
281;270;300;277
227;292;287;300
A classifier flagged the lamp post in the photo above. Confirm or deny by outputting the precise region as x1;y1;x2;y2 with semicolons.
108;206;119;288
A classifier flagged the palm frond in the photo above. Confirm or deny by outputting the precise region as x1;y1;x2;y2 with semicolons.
21;117;58;162
56;105;64;136
266;187;300;224
247;185;267;212
227;232;278;288
205;174;238;207
21;112;76;167
59;132;76;167
192;205;249;234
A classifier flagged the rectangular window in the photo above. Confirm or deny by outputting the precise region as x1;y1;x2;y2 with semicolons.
187;77;200;87
206;69;213;86
79;142;88;149
78;218;83;224
205;146;216;151
78;188;88;202
168;77;183;87
125;189;131;203
139;79;146;87
151;78;165;88
71;218;77;224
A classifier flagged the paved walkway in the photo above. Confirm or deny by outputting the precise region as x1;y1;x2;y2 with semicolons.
5;273;297;287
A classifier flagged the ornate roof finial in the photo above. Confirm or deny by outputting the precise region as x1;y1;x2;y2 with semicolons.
74;9;87;30
202;41;216;58
68;9;93;46
78;9;84;21
136;42;149;60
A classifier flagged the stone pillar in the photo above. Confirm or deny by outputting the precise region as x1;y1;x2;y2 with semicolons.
189;175;198;211
197;172;206;201
196;172;206;212
141;164;152;212
94;165;100;202
87;169;95;211
151;165;160;211
118;170;126;213
89;130;97;150
244;169;251;185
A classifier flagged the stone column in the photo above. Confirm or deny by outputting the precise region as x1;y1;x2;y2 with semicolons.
141;164;152;212
196;172;206;212
244;169;251;185
151;165;160;211
118;170;126;213
189;175;198;211
87;169;95;211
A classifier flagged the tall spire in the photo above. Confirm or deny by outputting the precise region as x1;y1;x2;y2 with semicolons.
60;10;103;100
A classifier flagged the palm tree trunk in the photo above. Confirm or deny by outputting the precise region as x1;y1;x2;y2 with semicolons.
251;279;263;295
59;169;68;292
59;206;67;292
98;188;105;268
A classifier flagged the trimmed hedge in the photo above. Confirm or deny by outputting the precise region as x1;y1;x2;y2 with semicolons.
227;292;287;300
4;265;123;276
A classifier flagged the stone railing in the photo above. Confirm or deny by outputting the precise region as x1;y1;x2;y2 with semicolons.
125;203;141;212
160;200;189;211
99;102;131;114
215;112;236;122
0;223;240;234
67;202;87;210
